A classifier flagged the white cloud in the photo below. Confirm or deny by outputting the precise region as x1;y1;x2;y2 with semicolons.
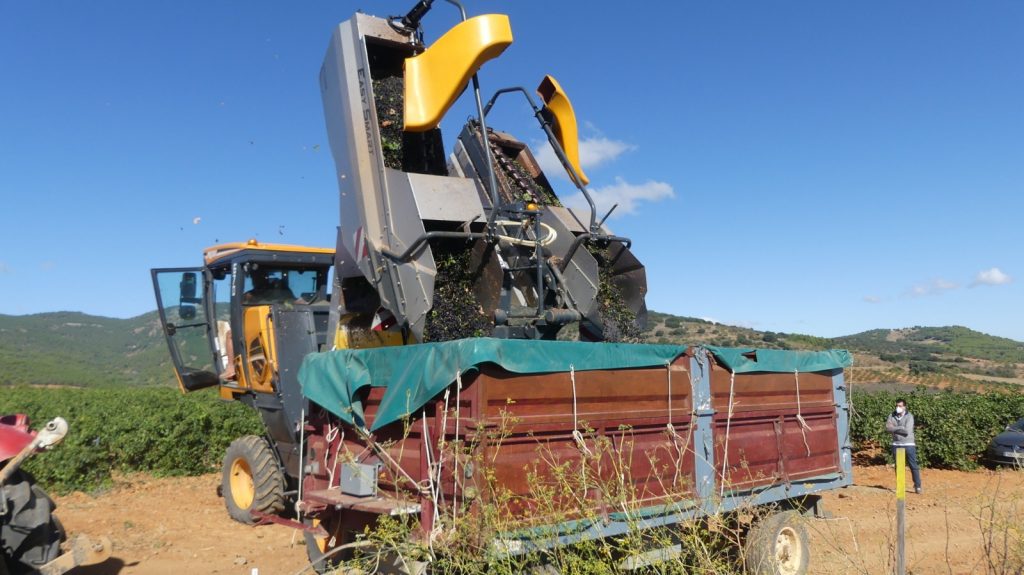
970;267;1012;287
563;177;675;219
535;137;635;180
905;278;959;298
192;216;202;225
863;295;881;304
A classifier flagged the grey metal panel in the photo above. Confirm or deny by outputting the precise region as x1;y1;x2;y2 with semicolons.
833;369;853;479
405;172;484;223
689;351;718;515
539;210;598;322
380;168;437;337
455;124;495;210
604;242;649;330
321;15;432;338
451;139;492;209
272;308;326;431
547;206;587;234
321;17;383;288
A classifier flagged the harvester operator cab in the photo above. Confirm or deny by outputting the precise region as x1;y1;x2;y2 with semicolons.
151;242;334;406
243;267;299;305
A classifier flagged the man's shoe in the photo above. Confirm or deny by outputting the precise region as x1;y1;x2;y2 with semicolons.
914;487;922;495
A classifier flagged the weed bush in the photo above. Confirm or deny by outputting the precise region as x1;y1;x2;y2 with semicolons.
0;386;262;493
850;389;1024;470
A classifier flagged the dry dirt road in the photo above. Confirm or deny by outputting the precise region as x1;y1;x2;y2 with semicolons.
54;465;1024;575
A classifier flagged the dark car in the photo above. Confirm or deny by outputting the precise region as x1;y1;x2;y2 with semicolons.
986;417;1024;467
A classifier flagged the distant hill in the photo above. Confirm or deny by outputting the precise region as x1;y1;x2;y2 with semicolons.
0;310;1020;388
833;326;1024;364
641;313;1023;386
0;311;175;387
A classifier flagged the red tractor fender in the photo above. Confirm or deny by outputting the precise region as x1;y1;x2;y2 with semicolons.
0;415;36;462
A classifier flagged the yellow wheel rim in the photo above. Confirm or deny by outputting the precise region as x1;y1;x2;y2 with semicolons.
229;457;255;509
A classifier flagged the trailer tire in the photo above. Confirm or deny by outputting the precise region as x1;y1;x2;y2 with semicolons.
743;510;809;575
221;436;285;525
0;470;64;575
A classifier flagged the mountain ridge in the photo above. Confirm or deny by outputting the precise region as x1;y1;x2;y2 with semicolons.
1;310;1020;387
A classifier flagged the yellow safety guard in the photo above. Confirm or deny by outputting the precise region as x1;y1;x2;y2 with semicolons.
403;14;513;132
537;75;589;186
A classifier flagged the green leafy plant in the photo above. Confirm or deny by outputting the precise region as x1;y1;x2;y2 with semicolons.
0;386;262;493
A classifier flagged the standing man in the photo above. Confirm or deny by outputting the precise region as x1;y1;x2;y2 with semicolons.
886;398;922;494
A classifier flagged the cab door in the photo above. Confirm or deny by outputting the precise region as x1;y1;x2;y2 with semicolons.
150;268;220;392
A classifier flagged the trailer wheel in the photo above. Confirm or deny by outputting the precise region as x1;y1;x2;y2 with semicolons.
304;511;382;574
0;470;64;575
743;510;809;575
221;436;285;525
304;514;363;574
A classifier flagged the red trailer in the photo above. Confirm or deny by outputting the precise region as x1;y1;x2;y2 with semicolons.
285;339;852;574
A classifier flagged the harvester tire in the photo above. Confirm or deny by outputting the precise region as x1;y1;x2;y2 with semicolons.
743;510;809;575
221;436;285;525
0;470;65;575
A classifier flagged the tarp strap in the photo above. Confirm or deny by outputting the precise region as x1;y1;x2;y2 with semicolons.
325;421;343;490
665;361;691;489
437;388;451;512
570;365;592;452
422;409;441;544
569;364;592;496
452;369;462;530
795;369;812;457
720;369;736;497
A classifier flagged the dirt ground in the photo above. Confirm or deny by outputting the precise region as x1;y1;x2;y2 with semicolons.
810;465;1024;575
52;465;1024;575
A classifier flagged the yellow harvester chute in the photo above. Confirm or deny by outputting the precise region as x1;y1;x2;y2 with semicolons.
403;14;513;132
537;75;589;186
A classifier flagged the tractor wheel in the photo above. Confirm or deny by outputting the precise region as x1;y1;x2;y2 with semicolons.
0;470;65;575
221;436;285;525
743;510;810;575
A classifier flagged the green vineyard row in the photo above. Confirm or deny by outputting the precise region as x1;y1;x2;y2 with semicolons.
1;385;1020;493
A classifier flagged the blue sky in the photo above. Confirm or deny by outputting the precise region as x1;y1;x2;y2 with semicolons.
1;1;1021;341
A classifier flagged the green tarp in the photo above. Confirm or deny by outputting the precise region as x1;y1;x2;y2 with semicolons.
298;339;853;431
299;338;686;430
705;346;853;374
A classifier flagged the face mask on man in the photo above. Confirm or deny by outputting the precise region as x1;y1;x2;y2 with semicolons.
895;406;905;415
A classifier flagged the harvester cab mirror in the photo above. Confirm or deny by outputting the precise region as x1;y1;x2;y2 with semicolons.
180;272;198;301
179;272;199;320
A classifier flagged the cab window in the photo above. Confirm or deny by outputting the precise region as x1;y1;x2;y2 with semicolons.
242;265;325;305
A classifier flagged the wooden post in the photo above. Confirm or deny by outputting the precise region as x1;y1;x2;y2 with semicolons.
896;447;906;575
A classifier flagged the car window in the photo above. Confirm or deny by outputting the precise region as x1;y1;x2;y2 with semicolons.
1009;418;1024;432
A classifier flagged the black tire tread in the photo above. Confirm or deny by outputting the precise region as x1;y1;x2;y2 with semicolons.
743;510;810;575
221;435;286;524
0;470;63;575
